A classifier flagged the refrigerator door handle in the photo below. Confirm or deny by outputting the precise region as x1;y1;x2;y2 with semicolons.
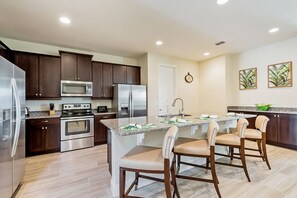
11;78;21;157
129;89;132;117
131;89;133;117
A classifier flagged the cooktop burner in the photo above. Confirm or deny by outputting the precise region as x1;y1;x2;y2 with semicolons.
60;103;94;118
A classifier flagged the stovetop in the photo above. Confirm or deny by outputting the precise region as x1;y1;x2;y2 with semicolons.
60;103;94;118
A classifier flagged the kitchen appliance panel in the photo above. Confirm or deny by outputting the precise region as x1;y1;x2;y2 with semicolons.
61;80;92;97
131;85;147;117
12;65;25;192
0;56;13;198
61;137;94;152
115;84;131;118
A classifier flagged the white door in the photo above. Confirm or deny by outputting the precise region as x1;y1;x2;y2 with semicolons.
158;65;176;115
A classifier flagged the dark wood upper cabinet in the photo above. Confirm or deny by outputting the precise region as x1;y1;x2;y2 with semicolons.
113;64;127;84
127;66;140;85
0;40;12;61
60;51;92;81
14;51;61;99
14;52;39;98
113;64;141;85
39;56;61;98
92;62;113;98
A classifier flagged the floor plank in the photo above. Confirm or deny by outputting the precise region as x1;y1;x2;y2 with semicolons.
16;142;297;198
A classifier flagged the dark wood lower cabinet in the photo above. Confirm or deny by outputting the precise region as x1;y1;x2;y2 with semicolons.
229;110;297;150
26;118;60;157
94;114;116;145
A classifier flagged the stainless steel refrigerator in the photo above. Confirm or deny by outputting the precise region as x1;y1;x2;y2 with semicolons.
113;84;147;118
0;56;25;197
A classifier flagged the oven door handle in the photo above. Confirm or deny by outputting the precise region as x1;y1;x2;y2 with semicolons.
60;116;94;120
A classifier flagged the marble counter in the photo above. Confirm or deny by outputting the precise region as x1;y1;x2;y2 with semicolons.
100;114;256;136
228;106;297;114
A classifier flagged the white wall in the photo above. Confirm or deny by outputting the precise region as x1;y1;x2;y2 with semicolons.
146;53;199;116
199;55;228;114
1;37;138;111
232;37;297;107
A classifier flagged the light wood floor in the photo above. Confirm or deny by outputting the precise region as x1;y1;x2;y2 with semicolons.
16;142;297;198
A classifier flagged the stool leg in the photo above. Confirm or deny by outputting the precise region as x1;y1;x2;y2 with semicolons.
257;140;264;161
240;141;251;182
210;153;221;198
176;154;181;174
171;157;180;198
230;147;234;162
206;158;209;173
164;160;172;198
119;167;126;198
134;172;140;190
262;136;271;170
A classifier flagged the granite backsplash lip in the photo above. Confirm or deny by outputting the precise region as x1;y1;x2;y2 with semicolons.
227;106;297;114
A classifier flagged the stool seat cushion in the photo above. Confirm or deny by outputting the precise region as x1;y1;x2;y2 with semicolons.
174;138;210;156
119;146;164;171
216;133;240;146
245;129;262;139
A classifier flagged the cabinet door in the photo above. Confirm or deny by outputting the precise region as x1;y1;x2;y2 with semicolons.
278;114;297;146
14;52;39;99
39;56;61;98
127;66;140;85
44;124;60;151
92;62;103;97
102;63;113;98
94;114;116;145
61;53;77;80
262;113;278;144
26;123;44;156
77;55;92;81
113;65;127;84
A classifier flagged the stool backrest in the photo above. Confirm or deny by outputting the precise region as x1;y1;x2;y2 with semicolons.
162;126;178;159
207;121;219;147
255;115;269;132
237;118;249;138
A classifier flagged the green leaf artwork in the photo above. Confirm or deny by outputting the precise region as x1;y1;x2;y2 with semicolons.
239;68;257;90
268;62;292;88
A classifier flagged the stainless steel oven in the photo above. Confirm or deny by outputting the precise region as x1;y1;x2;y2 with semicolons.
60;103;94;152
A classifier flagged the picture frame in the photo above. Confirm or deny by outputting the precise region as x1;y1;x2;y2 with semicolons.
239;67;257;90
268;61;292;88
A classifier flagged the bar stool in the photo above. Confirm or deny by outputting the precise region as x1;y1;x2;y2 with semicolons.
119;126;180;198
173;121;221;198
215;118;251;182
244;115;271;169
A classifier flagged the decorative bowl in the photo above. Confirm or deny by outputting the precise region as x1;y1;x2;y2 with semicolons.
255;104;271;111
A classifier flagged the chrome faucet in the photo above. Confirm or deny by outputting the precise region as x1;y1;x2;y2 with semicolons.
172;98;184;116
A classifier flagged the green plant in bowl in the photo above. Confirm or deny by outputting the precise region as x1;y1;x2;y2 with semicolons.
255;104;271;111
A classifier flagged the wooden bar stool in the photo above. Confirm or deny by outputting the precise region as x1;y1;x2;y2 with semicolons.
119;126;180;198
215;118;251;182
244;115;271;169
173;121;221;198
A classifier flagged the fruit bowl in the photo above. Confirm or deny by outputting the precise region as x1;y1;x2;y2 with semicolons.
255;104;271;111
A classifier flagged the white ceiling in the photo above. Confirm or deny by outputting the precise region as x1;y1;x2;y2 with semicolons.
1;0;297;61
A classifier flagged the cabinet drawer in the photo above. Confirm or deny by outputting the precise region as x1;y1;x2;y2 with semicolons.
95;114;116;121
27;118;60;125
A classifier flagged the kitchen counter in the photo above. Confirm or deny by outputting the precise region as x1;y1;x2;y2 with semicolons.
100;114;256;136
101;113;256;196
228;106;297;114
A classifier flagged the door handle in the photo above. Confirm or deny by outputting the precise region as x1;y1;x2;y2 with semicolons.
11;78;21;157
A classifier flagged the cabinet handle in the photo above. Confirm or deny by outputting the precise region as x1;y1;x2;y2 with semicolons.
36;94;38;96
277;115;280;118
45;127;48;130
102;116;109;119
42;127;44;130
274;115;276;117
77;78;80;80
39;93;42;96
74;78;77;80
43;120;48;123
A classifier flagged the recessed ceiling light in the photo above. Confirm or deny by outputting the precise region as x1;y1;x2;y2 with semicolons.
269;27;279;33
217;0;229;5
59;17;71;24
155;40;163;46
203;52;210;56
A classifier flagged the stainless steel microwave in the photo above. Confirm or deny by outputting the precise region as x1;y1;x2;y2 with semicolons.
61;80;93;97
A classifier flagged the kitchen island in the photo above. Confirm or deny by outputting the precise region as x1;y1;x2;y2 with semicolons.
101;114;255;196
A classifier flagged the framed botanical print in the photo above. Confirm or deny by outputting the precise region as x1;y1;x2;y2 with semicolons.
239;67;257;90
268;61;292;88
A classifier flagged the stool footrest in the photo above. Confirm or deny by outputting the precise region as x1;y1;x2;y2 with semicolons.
215;161;244;168
176;174;213;183
180;161;210;170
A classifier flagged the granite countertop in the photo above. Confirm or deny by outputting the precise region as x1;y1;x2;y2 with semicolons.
227;106;297;115
26;110;117;119
100;113;256;136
